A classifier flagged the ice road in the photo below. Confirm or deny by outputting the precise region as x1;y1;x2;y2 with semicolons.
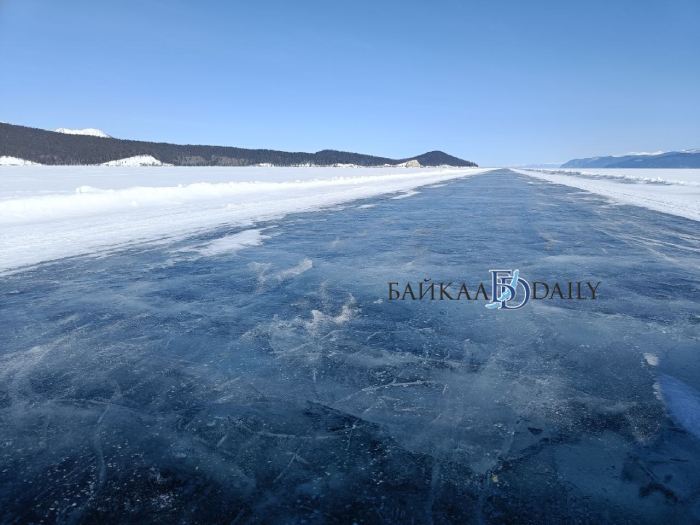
0;169;699;523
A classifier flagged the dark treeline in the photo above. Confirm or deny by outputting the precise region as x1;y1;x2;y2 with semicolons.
0;122;477;167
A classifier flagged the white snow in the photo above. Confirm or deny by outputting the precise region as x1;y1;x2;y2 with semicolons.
623;151;665;156
54;127;111;138
590;148;697;158
272;258;313;281
395;160;422;168
551;168;700;186
102;155;169;167
0;156;40;166
192;229;267;256
643;353;659;367
0;166;492;272
513;168;700;222
391;190;419;200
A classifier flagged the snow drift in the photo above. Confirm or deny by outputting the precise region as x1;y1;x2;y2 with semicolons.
0;166;492;272
513;168;700;222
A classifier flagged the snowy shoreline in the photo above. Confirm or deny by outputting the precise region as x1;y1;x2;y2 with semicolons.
513;168;700;222
0;166;492;272
2;165;697;273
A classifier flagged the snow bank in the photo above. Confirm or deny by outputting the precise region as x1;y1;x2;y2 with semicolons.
551;168;700;186
0;166;492;272
513;168;700;222
0;156;40;166
102;155;169;167
54;127;111;138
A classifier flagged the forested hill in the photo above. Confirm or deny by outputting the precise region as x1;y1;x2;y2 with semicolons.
0;122;477;167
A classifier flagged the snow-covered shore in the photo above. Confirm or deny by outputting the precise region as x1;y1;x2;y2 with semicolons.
513;168;700;222
0;156;40;166
0;166;492;272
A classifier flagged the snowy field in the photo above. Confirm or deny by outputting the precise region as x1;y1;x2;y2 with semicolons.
0;166;492;272
513;168;700;221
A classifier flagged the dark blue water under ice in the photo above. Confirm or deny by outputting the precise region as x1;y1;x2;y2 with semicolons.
1;170;699;524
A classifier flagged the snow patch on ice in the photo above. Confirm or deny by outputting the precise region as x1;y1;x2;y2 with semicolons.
305;295;356;333
274;258;313;281
194;229;266;256
252;258;314;286
643;353;659;367
391;190;419;200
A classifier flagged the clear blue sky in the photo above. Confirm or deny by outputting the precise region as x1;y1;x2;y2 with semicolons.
1;0;698;166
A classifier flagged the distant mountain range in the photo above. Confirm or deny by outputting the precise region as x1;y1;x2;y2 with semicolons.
0;122;477;167
562;149;700;168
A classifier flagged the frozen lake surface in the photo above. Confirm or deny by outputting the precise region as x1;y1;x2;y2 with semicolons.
0;166;491;272
1;169;699;523
514;168;700;221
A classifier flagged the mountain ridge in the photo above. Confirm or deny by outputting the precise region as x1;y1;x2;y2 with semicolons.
562;150;700;168
0;122;477;167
